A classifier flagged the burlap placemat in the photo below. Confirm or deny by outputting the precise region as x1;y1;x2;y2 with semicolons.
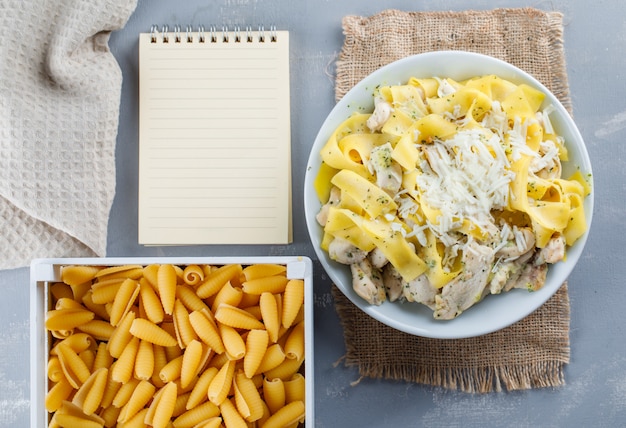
332;8;572;392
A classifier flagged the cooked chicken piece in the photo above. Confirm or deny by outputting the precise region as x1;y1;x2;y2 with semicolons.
366;97;392;132
433;241;495;320
403;273;437;310
316;186;341;227
489;250;534;294
496;227;535;260
366;143;403;196
504;259;548;292
350;258;386;305
368;247;388;270
328;237;367;265
535;234;566;265
382;264;403;302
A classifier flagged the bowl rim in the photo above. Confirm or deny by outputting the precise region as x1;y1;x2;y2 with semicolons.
305;50;594;339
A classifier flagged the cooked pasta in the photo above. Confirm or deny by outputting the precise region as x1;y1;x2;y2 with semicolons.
43;262;308;427
315;74;591;319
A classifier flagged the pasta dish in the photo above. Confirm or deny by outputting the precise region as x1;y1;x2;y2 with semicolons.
314;75;590;319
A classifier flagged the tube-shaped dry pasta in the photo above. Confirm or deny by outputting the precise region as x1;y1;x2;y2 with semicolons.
255;343;286;375
182;264;204;286
61;265;101;287
188;309;225;354
180;339;205;389
77;319;115;341
135;339;155;381
45;307;95;332
215;303;265;330
284;321;305;362
239;291;261;308
284;373;306;403
139;277;165;324
100;364;123;408
142;264;159;287
186;366;218;410
262;400;305;428
92;342;113;372
72;367;108;415
218;323;246;360
241;275;289;295
157;264;177;315
176;284;209;313
159;354;183;383
173;299;198;349
196;264;243;299
263;377;285;415
151;344;167;388
79;349;95;372
99;404;122;427
111;335;139;383
47;356;64;383
53;413;104;428
243;305;263;321
242;263;287;281
210;281;243;313
243;329;268;378
260;292;280;343
118;407;148;428
191;416;223;428
282;279;304;329
117;379;156;423
220;397;248;428
81;290;110;321
145;382;178;428
129;318;177;347
50;332;94;356
172;391;191;418
56;343;91;388
90;278;124;304
107;310;135;359
112;377;140;408
264;354;304;381
207;359;235;405
234;370;264;422
50;281;73;301
109;278;140;327
172;400;221;428
45;379;74;412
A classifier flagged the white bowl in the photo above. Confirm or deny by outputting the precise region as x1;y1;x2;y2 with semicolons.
304;51;593;339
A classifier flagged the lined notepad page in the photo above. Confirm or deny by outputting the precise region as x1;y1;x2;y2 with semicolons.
138;30;292;245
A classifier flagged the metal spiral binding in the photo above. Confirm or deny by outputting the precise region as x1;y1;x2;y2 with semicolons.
149;24;279;43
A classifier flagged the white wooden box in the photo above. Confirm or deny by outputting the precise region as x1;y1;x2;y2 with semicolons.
30;256;314;427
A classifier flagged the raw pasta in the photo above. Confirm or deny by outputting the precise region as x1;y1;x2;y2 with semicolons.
43;262;308;427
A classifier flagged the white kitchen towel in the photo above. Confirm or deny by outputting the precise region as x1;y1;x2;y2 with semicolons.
0;0;137;269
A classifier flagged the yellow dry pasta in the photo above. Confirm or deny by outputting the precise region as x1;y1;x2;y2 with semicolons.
61;265;102;287
145;382;178;428
134;339;155;381
157;264;177;316
243;329;269;378
182;264;205;286
172;400;221;428
72;367;108;415
129;318;178;347
284;321;305;361
43;262;308;427
218;323;246;360
188;309;226;354
173;299;199;349
241;275;289;295
215;303;265;330
263;377;286;415
282;279;305;329
196;264;243;298
284;373;306;403
262;400;306;428
139;277;165;324
117;379;156;423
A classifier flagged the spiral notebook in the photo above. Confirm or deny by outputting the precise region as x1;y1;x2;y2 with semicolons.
138;25;292;245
